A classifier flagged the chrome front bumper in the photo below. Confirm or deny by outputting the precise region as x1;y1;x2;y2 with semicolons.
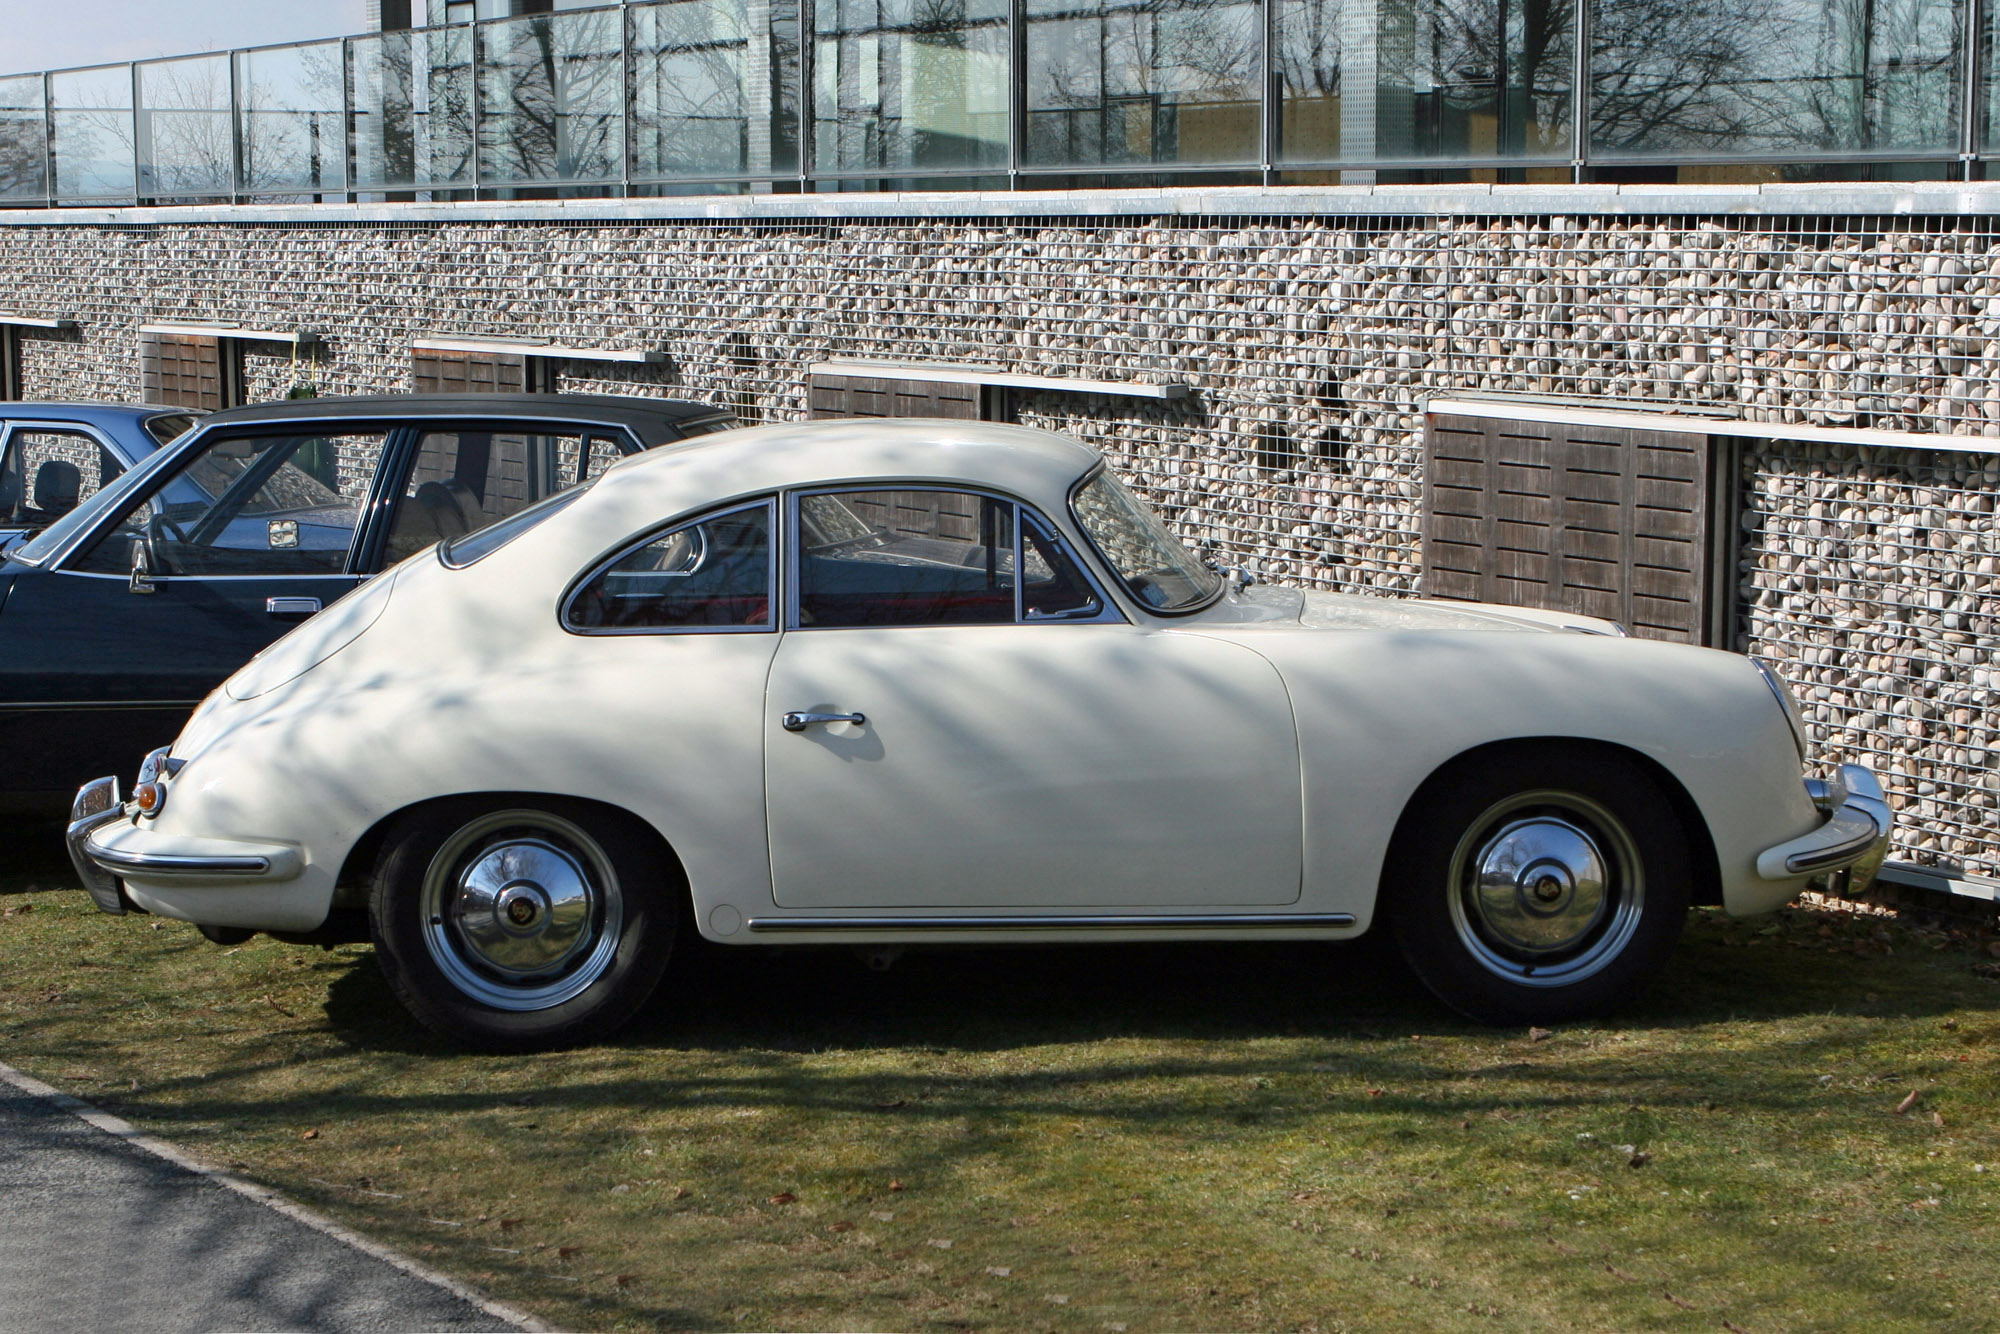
1756;763;1893;896
68;777;131;914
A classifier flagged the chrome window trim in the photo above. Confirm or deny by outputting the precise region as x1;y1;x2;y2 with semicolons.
31;414;653;572
0;419;122;458
1066;464;1225;618
50;423;397;579
785;483;1126;631
559;497;779;637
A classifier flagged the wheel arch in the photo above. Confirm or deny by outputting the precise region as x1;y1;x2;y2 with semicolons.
334;791;691;909
1377;736;1722;911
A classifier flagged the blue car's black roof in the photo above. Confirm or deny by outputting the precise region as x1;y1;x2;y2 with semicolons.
200;394;731;447
1;402;197;423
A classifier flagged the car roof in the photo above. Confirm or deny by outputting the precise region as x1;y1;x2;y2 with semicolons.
0;402;196;423
200;394;727;433
591;417;1104;518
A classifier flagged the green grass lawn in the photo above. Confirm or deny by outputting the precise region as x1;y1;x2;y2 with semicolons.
2;838;1995;1332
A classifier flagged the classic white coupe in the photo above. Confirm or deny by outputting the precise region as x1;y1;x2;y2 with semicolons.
71;419;1892;1048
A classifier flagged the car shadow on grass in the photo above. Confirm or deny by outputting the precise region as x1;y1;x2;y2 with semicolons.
317;912;1991;1061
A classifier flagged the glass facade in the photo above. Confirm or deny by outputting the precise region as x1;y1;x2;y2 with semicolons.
1274;0;1572;166
1026;0;1261;167
238;41;347;196
633;0;801;178
349;26;474;192
1;0;1998;204
816;0;1010;175
478;7;626;185
0;75;45;203
136;54;233;198
1592;0;1963;160
49;65;135;202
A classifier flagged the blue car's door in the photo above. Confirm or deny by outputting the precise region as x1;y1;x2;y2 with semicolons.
0;423;404;807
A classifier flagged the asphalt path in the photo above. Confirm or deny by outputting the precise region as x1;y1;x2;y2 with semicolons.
0;1067;529;1333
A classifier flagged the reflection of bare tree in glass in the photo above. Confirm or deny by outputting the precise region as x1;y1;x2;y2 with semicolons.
483;11;623;182
1273;0;1570;161
1590;0;1959;155
240;47;344;194
1032;0;1258;164
139;59;233;197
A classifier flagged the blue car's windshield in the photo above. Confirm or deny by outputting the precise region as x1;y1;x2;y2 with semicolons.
11;443;179;567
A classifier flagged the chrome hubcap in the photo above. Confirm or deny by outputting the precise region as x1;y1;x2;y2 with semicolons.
420;811;624;1012
1447;792;1642;988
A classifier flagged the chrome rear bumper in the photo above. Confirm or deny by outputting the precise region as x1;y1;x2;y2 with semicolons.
1756;763;1893;895
68;777;130;915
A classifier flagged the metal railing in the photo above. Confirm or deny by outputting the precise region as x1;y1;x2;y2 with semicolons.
1;0;1998;208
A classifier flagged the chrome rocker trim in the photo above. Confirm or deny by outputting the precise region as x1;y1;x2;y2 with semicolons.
746;912;1358;933
1756;763;1893;895
67;776;129;914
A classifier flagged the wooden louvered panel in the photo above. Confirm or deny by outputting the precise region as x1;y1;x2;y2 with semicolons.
809;374;983;421
410;349;533;394
140;333;228;410
1422;413;1717;645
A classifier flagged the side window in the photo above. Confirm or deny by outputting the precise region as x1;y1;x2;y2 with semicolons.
383;426;598;566
578;433;625;483
565;501;773;632
0;429;122;532
1021;512;1103;620
70;430;388;577
797;489;1017;628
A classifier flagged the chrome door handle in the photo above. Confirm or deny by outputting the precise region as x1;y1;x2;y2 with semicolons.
266;596;321;616
781;710;866;732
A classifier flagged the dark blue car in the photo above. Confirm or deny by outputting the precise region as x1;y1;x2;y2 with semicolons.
0;403;203;550
0;393;735;815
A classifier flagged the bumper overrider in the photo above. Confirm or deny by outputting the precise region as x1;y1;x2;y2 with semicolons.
1756;763;1894;896
70;772;303;918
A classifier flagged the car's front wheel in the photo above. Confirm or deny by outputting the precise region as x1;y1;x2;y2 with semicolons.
1385;750;1692;1026
369;799;677;1050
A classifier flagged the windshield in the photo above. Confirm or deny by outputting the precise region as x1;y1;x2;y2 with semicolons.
11;445;170;566
1070;470;1221;613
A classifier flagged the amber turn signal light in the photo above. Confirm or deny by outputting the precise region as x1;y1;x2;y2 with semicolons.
133;782;163;815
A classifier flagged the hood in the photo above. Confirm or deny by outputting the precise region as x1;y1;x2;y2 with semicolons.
1195;585;1623;636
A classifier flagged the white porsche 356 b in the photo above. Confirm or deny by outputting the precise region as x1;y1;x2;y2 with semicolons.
72;419;1892;1049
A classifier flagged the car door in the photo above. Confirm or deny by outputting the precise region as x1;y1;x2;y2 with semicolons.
0;424;395;802
763;487;1304;911
0;420;128;545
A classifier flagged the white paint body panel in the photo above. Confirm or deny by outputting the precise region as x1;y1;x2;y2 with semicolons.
117;419;1840;942
765;625;1302;907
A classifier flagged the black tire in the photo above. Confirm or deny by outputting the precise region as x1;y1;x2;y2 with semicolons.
369;798;678;1051
1384;749;1691;1026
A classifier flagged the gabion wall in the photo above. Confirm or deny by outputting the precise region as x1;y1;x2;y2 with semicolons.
0;209;1995;879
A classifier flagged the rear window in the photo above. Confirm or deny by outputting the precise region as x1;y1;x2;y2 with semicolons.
440;481;591;569
144;413;199;446
674;415;737;439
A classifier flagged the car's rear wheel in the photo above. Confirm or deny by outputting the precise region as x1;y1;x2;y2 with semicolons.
1385;750;1691;1025
369;799;676;1050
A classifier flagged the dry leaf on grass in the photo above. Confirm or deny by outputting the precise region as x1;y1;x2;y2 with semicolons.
1895;1090;1922;1115
770;1192;798;1205
300;1129;318;1141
